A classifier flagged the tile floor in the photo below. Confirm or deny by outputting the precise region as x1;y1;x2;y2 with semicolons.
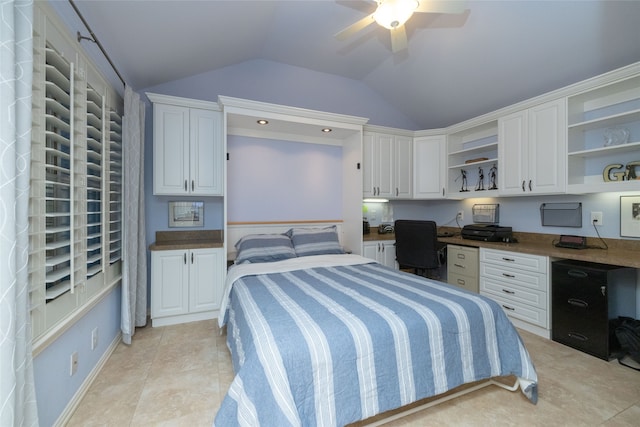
68;319;640;426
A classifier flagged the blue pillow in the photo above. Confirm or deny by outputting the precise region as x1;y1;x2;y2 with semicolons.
287;226;344;257
234;234;297;264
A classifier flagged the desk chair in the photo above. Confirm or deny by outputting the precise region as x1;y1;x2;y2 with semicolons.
394;219;441;279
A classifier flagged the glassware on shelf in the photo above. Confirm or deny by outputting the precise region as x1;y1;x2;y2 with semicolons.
603;127;630;147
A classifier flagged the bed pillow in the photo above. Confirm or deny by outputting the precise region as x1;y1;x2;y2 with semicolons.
234;234;297;264
287;225;344;257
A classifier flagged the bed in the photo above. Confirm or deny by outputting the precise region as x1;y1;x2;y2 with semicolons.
214;227;538;426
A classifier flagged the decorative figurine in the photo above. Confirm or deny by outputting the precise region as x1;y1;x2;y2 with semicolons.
488;164;498;190
458;169;469;192
475;166;485;191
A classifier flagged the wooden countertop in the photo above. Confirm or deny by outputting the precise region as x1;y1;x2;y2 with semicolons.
364;226;640;269
149;230;224;251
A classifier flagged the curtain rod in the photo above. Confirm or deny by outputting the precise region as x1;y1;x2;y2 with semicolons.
68;0;126;87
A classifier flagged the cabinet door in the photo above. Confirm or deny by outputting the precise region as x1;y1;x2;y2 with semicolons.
394;136;412;198
151;250;189;318
153;104;190;195
413;135;446;199
498;110;528;195
363;133;376;197
381;241;397;269
377;134;394;198
190;108;223;195
362;241;380;261
528;99;566;194
189;248;223;313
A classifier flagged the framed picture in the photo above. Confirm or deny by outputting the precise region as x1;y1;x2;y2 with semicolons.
169;201;204;227
620;195;640;238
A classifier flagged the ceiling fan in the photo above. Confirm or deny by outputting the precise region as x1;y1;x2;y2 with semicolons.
335;0;467;52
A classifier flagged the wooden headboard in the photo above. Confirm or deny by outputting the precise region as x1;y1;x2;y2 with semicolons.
226;220;344;260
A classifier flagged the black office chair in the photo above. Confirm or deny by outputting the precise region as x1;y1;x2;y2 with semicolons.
394;219;442;279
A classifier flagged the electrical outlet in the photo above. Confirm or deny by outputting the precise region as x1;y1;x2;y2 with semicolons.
591;211;603;226
457;210;464;221
91;327;98;350
70;352;78;376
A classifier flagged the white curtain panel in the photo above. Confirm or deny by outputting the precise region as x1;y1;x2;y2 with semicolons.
121;86;147;344
0;0;39;425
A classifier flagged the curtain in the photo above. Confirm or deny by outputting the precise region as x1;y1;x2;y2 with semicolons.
121;86;147;344
0;0;39;425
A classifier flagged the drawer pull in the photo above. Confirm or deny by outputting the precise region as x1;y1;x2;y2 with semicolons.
568;269;588;278
502;257;515;262
502;304;515;311
567;332;588;341
502;273;515;278
502;289;515;294
184;253;187;264
457;279;466;286
568;298;588;308
457;254;466;259
454;263;465;269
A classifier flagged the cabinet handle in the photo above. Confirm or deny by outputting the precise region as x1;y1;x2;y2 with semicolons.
381;244;385;252
528;180;532;191
502;304;515;311
568;298;588;308
457;253;466;259
396;187;399;197
568;269;588;278
501;257;515;262
502;273;515;278
457;279;466;286
183;253;187;264
567;332;588;342
454;263;465;269
502;289;515;294
442;188;445;197
521;180;525;191
192;180;195;191
191;252;194;264
184;180;188;191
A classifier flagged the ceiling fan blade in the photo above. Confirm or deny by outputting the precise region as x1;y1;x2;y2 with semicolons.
415;0;467;14
390;25;408;53
334;13;375;40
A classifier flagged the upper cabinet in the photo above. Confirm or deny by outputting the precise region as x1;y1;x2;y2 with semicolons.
566;72;640;193
148;93;223;196
446;120;499;199
363;128;412;199
498;99;567;195
413;135;446;199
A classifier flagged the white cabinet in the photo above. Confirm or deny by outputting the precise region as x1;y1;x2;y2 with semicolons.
446;120;499;198
413;135;446;199
479;248;550;338
363;129;412;199
151;247;224;327
149;94;223;196
566;70;640;193
498;99;566;195
363;240;397;269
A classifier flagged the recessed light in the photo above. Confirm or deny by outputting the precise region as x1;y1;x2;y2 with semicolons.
257;119;269;125
322;128;332;133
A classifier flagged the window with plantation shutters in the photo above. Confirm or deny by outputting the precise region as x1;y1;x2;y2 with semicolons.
30;4;123;346
109;108;123;264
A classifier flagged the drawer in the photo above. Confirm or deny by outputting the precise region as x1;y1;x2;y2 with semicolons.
480;263;547;292
481;291;548;328
480;276;547;310
447;245;478;277
480;248;547;274
448;272;479;293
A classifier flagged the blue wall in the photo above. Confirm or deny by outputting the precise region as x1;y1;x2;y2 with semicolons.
33;286;121;426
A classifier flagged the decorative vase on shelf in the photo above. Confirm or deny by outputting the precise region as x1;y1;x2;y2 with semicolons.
603;127;630;147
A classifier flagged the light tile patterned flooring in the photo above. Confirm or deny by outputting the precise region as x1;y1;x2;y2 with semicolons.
68;319;640;426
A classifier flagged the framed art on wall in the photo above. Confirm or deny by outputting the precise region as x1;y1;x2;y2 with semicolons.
620;195;640;238
169;201;204;227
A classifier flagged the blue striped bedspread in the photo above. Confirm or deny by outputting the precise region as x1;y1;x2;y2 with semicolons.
214;254;538;427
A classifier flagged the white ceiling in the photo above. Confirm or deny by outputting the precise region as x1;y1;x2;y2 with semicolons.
52;0;640;129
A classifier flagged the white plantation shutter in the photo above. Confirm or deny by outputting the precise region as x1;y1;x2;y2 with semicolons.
109;109;123;264
86;84;103;278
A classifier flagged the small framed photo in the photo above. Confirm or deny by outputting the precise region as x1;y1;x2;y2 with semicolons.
169;201;204;228
620;195;640;238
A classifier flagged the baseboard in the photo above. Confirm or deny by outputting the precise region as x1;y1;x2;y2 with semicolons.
53;331;122;427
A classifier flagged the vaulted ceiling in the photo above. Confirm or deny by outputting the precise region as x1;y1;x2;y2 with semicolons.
51;0;640;129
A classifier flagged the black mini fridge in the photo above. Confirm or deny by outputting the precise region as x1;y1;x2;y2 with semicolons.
552;259;636;360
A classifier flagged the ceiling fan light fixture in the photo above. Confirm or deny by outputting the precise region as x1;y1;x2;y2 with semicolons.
373;0;419;30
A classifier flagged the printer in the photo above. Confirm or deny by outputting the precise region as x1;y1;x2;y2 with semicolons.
461;224;513;242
